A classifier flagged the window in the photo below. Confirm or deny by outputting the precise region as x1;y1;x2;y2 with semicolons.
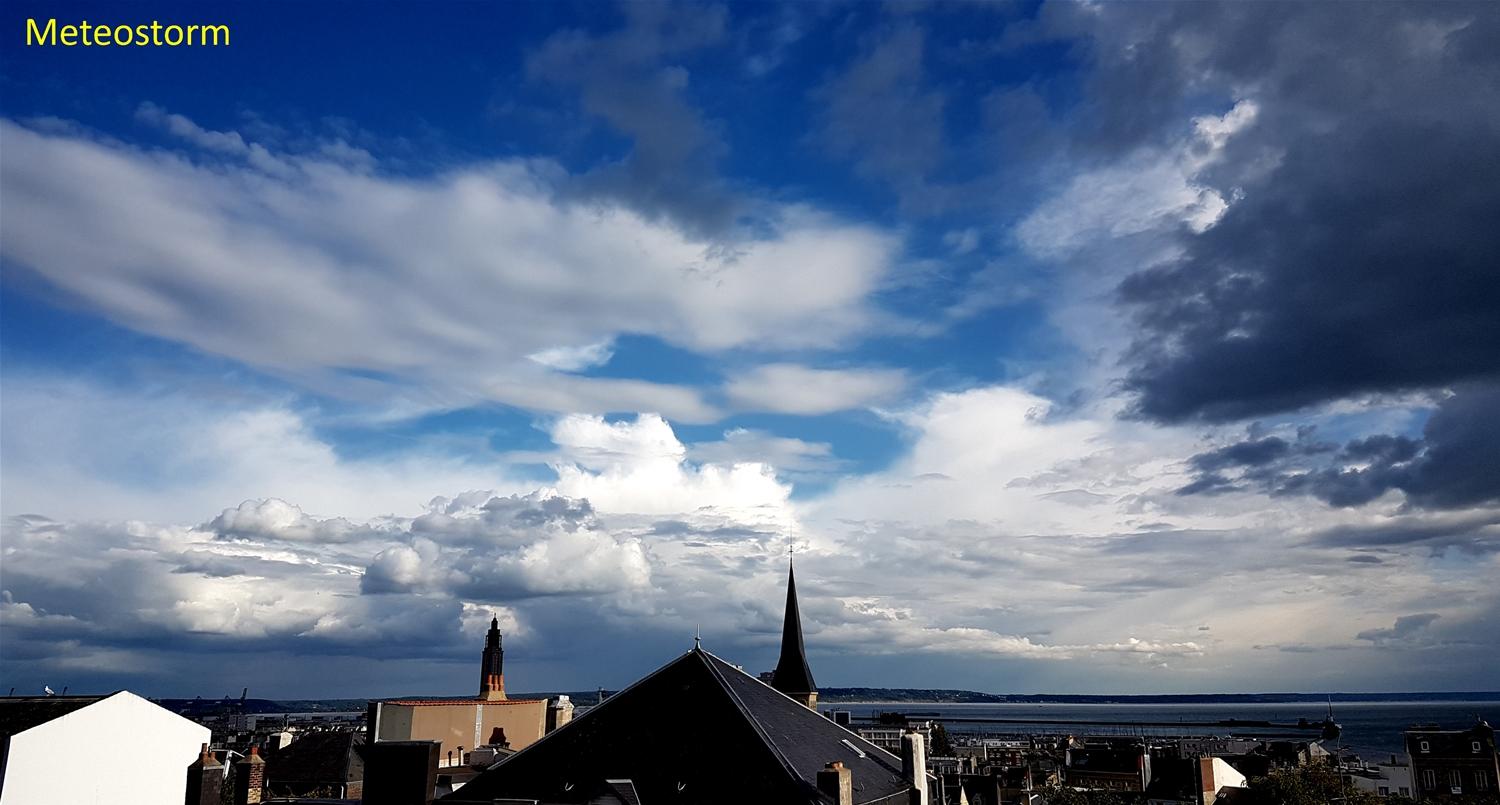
1379;786;1390;796
1474;741;1484;753
1450;769;1462;790
839;739;866;759
1477;772;1490;792
1399;788;1410;797
1420;741;1430;752
1423;770;1438;788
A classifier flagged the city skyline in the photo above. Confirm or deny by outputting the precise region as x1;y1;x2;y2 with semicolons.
1;0;1497;698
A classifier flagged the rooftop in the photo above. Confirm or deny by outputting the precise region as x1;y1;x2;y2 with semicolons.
266;730;364;785
0;694;109;737
381;698;546;707
445;647;912;804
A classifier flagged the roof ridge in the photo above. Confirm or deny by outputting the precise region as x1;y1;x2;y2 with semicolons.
699;649;904;772
478;649;702;772
696;650;819;800
453;647;914;804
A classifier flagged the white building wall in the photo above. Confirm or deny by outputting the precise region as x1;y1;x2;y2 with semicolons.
1380;763;1413;796
1349;763;1415;797
1;691;209;805
1209;757;1247;790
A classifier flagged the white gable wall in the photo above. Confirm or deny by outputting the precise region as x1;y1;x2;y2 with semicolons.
1;691;210;805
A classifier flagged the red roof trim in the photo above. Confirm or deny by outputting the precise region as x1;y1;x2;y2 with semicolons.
381;698;546;707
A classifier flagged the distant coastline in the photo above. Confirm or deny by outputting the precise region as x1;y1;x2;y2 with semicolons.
146;689;1500;715
812;689;1500;705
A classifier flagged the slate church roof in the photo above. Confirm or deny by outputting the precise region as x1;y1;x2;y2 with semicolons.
444;647;910;805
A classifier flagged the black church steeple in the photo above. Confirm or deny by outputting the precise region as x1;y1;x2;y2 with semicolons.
771;560;818;709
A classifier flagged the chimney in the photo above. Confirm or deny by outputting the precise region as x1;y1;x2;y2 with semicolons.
902;729;929;805
362;740;440;805
818;761;853;805
546;695;575;733
185;743;223;805
233;745;265;805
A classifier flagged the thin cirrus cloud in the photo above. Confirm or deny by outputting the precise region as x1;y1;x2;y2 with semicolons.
0;114;898;422
724;363;907;416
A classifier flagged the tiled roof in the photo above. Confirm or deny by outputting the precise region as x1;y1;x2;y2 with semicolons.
443;648;912;805
266;730;364;785
1405;723;1496;756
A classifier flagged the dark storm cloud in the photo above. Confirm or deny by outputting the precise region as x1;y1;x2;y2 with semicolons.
0;516;481;678
648;519;769;542
1187;430;1337;474
1121;122;1500;422
1066;2;1500;423
1306;510;1500;555
1031;2;1499;159
526;1;739;235
1178;385;1500;510
1355;613;1440;644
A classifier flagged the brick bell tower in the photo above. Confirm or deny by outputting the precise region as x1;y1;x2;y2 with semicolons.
479;615;507;701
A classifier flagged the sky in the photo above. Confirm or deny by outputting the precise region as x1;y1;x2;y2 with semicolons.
1;0;1497;699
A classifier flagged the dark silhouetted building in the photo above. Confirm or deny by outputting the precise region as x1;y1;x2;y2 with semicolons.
264;730;364;799
1065;744;1152;792
364;740;440;805
1407;720;1498;800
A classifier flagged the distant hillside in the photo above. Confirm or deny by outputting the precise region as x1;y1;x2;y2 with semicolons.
155;697;369;715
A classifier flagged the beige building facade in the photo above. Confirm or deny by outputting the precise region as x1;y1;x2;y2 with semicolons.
366;615;548;766
369;697;547;765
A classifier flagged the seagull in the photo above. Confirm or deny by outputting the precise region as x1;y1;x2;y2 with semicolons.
43;686;55;696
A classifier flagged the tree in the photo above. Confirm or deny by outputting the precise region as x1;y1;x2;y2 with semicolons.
1243;763;1383;805
1037;784;1125;805
931;723;956;757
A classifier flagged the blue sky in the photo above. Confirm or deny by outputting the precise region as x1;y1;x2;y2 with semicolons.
2;1;1498;699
